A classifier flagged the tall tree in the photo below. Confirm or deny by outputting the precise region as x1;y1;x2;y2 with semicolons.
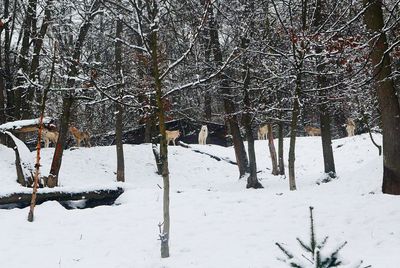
207;1;249;177
115;1;125;182
314;0;336;178
364;0;400;195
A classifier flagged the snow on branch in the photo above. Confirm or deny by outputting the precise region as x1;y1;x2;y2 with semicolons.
158;0;211;81
162;48;242;98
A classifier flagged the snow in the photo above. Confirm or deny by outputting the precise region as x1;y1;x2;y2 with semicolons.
0;134;399;267
4;131;34;181
0;117;53;131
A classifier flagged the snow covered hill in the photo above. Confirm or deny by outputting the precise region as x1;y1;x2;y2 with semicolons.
0;134;399;267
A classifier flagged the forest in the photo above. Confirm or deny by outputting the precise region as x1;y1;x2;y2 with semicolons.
0;0;399;267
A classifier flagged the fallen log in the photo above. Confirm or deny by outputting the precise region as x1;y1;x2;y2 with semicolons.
0;187;124;209
177;141;237;165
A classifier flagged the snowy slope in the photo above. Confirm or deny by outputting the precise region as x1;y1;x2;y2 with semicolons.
0;134;399;268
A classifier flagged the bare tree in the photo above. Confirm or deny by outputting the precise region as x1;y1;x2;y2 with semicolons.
364;0;400;195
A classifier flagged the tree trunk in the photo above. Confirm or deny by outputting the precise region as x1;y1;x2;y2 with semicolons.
4;0;14;120
149;9;170;257
201;0;212;120
313;0;336;178
246;126;262;188
115;3;125;182
267;124;279;175
241;63;262;189
278;120;285;175
47;94;73;188
0;61;5;124
208;2;248;177
0;18;5;124
288;75;301;191
320;109;336;177
364;0;400;195
15;0;38;119
29;0;52;82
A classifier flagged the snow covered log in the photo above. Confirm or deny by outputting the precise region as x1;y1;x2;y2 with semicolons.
0;132;34;186
0;117;56;133
0;187;124;209
177;141;237;165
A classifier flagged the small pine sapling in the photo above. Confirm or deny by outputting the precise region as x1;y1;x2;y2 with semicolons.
275;207;370;268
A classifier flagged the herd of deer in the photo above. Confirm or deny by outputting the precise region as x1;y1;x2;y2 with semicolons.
258;118;356;140
43;119;355;148
166;119;356;146
42;125;91;148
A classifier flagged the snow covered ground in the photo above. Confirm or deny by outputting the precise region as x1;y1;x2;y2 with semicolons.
0;134;399;267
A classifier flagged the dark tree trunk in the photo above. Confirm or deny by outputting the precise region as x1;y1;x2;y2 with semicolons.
288;74;301;191
267;124;279;175
201;0;212;120
320;109;336;177
364;0;400;195
245;126;262;188
4;0;14;120
46;94;73;188
115;4;125;182
115;102;124;182
208;2;248;177
242;64;262;189
29;0;52;117
278;120;285;175
29;0;52;88
313;0;336;178
15;0;38;119
0;54;5;124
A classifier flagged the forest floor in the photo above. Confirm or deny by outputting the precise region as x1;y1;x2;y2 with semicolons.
0;134;398;268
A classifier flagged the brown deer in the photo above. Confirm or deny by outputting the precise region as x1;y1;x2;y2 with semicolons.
304;126;321;136
69;126;91;147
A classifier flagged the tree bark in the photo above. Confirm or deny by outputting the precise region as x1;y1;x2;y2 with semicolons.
208;2;249;177
278;120;285;175
364;0;400;195
4;0;14;120
15;0;38;119
242;64;262;189
115;3;125;182
47;94;73;188
313;0;336;178
149;6;170;257
267;124;279;175
29;0;52;82
288;74;301;191
201;0;212;120
0;55;5;124
320;109;336;177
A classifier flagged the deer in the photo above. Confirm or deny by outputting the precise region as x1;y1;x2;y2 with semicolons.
69;126;91;147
